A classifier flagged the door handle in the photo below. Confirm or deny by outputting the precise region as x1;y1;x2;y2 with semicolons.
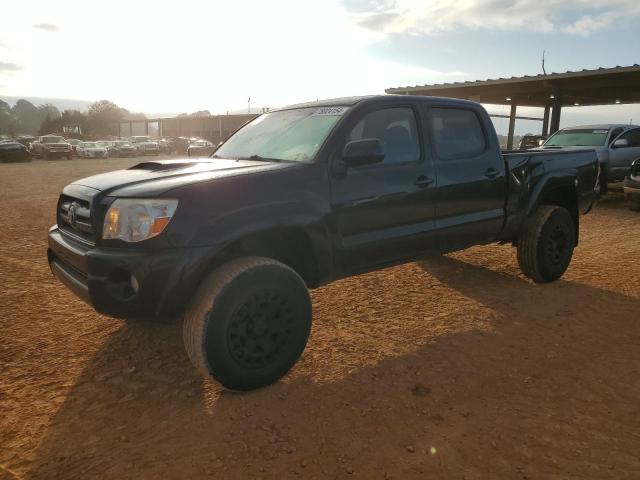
414;176;434;188
485;168;500;179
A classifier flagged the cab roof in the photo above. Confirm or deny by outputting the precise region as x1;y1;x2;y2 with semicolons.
277;94;481;111
560;124;639;131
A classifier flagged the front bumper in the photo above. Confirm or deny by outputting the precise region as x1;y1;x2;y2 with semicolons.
45;149;71;157
47;226;214;320
85;151;108;158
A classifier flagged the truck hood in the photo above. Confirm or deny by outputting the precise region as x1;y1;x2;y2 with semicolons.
537;145;610;163
70;158;295;196
539;145;606;150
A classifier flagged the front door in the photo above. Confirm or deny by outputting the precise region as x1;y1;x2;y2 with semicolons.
330;104;437;275
609;128;640;182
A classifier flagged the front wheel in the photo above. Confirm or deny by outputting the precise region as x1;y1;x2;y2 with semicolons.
183;256;312;391
517;205;575;283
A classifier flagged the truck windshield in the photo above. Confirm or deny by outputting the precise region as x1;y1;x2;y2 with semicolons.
42;136;64;143
214;106;348;162
544;129;609;147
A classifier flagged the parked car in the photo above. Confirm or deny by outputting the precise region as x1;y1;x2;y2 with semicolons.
623;159;640;211
129;136;159;155
15;135;37;148
156;137;176;154
540;124;640;192
47;95;599;391
78;141;109;158
108;140;137;157
66;139;83;156
518;135;546;150
187;139;215;157
95;141;114;150
30;135;72;159
0;139;32;162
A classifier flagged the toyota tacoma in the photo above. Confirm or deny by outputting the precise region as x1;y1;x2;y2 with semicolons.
31;135;72;160
48;95;599;391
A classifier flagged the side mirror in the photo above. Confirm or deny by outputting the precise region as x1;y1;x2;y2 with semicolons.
342;138;384;167
613;138;629;148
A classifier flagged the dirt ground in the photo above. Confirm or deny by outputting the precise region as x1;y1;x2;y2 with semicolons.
1;157;639;480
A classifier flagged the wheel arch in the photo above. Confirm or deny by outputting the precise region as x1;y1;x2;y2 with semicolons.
527;175;580;245
204;224;331;289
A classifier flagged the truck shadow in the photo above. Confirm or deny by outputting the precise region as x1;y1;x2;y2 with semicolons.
593;191;628;211
27;257;640;479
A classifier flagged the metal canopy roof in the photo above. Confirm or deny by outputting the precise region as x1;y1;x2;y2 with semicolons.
385;64;640;107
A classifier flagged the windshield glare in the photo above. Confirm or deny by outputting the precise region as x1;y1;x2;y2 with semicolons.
42;136;64;143
545;129;609;147
214;106;348;162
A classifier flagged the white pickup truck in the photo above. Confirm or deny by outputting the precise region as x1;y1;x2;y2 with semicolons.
31;135;72;160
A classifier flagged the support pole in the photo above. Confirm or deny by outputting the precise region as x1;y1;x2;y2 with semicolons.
507;102;517;150
550;95;562;134
542;104;550;137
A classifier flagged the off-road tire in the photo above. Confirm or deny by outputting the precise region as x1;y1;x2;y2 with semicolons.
629;199;640;212
183;256;312;391
517;205;575;283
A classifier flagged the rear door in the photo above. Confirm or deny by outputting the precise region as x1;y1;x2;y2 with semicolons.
330;102;438;275
427;104;506;250
609;128;640;181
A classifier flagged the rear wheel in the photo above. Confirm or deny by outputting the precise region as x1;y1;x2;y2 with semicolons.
183;256;312;391
517;205;575;283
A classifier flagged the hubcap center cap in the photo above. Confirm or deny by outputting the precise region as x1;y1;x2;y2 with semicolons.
248;316;268;338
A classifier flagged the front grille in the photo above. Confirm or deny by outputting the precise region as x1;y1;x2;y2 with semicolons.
58;195;95;244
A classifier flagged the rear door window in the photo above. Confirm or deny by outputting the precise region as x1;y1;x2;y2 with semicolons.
430;108;486;160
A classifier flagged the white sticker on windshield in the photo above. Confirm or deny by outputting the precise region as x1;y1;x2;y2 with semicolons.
592;130;608;134
312;106;349;116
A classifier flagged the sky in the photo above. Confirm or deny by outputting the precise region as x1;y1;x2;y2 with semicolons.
1;0;639;134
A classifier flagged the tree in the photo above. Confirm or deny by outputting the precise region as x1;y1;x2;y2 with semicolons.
11;99;40;133
38;109;88;137
0;99;11;134
7;100;60;134
87;100;128;136
39;112;54;135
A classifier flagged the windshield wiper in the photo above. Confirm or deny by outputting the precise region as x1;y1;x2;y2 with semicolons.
237;155;282;162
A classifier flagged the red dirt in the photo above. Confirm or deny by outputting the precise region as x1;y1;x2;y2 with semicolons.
1;158;639;479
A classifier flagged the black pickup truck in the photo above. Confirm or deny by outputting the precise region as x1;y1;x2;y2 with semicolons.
48;95;599;390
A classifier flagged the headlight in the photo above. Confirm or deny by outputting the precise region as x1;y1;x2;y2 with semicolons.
102;198;178;242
